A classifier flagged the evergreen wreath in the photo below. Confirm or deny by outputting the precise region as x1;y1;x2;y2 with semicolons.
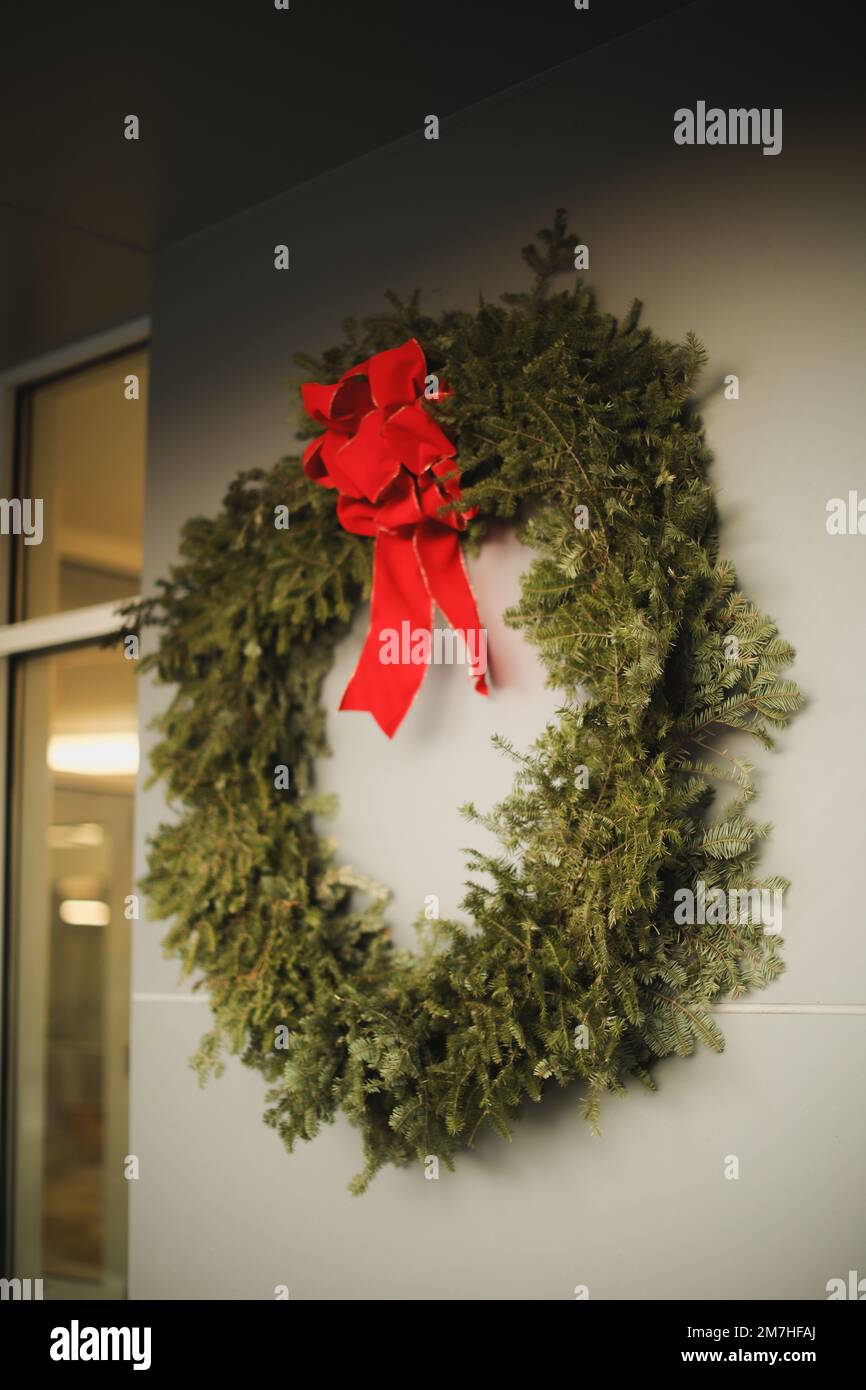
130;212;802;1192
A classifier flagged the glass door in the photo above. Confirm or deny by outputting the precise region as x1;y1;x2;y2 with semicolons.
2;339;147;1300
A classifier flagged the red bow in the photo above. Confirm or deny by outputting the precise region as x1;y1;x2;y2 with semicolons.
301;338;487;737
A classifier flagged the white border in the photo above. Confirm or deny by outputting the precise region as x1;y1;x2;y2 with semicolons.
0;599;135;658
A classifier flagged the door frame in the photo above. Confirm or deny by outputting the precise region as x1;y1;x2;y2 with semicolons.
0;318;149;1294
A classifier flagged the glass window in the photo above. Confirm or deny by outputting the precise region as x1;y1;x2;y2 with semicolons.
17;347;147;618
13;647;137;1289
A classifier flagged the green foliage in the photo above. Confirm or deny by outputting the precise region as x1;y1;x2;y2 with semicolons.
128;212;802;1191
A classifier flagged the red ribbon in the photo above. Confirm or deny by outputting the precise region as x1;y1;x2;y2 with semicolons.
301;338;487;737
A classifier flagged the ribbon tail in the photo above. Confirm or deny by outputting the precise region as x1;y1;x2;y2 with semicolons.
415;521;489;696
339;530;433;737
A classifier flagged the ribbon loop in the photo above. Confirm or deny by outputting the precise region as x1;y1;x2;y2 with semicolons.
301;339;487;736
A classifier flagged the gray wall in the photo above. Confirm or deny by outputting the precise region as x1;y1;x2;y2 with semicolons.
130;2;866;1299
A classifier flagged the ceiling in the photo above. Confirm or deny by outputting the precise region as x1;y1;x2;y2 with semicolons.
0;0;693;369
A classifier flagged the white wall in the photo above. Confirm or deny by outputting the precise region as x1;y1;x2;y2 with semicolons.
130;2;866;1299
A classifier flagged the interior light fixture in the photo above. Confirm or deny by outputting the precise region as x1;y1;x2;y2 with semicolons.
47;733;139;777
59;899;111;926
47;822;105;849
